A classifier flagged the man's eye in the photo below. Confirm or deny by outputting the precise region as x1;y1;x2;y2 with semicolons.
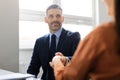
56;15;61;18
49;15;53;18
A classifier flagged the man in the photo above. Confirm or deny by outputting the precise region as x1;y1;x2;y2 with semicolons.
27;4;80;80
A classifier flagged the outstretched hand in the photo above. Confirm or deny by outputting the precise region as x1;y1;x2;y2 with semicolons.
49;55;65;80
55;52;67;65
49;52;66;68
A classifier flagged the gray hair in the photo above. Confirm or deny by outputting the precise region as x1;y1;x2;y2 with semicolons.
46;4;62;15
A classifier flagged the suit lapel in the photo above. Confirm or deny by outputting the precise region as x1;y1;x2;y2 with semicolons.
57;29;67;50
43;35;50;65
44;35;49;51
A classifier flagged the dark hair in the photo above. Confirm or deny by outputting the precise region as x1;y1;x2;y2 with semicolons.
115;0;120;53
115;0;120;36
46;4;62;15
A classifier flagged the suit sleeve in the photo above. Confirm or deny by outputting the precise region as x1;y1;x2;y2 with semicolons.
27;39;41;77
71;32;81;54
68;32;81;60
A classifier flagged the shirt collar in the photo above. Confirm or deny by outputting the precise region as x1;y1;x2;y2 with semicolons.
50;28;62;39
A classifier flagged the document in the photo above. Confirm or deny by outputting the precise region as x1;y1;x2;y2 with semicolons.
0;73;34;80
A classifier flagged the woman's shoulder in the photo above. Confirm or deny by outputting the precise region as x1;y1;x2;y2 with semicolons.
84;21;116;40
97;21;115;29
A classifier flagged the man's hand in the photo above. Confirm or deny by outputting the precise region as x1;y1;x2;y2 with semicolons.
49;55;65;80
55;52;67;66
49;52;66;68
49;55;63;68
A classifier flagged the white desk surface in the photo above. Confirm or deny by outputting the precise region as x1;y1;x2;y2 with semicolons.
0;69;35;80
0;69;14;75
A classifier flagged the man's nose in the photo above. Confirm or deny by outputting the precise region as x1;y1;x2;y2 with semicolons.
53;16;57;21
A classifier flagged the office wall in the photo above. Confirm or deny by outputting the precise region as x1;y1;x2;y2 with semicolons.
0;0;19;72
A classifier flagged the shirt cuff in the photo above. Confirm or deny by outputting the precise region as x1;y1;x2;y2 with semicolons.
65;57;70;66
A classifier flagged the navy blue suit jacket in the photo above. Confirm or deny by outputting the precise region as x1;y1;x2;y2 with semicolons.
27;28;80;80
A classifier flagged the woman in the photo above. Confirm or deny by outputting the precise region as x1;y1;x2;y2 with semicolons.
50;0;120;80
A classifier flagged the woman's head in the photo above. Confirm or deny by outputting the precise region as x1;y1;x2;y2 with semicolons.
104;0;120;36
103;0;115;19
104;0;115;16
103;0;120;21
115;0;120;36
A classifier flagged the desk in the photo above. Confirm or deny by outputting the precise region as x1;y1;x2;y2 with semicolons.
0;69;14;75
0;69;34;80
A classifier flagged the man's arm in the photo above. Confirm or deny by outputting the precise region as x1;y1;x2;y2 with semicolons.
27;39;41;77
71;32;81;55
67;32;81;62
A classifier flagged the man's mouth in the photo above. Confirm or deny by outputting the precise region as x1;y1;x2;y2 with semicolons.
52;22;59;26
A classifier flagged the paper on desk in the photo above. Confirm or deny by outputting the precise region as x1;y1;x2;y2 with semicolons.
0;73;34;80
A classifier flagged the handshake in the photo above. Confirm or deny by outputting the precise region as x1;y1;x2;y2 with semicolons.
49;52;69;69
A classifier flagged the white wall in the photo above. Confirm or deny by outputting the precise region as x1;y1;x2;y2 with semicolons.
0;0;19;72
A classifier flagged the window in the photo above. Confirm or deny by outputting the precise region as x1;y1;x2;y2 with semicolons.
19;0;52;11
61;0;92;17
19;21;49;49
19;0;95;49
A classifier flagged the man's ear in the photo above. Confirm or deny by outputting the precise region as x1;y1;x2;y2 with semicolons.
44;17;48;23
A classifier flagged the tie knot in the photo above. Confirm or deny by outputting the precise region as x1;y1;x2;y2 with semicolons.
50;34;56;54
52;34;56;39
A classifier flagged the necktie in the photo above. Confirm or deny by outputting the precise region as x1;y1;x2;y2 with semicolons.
49;34;56;56
47;34;56;80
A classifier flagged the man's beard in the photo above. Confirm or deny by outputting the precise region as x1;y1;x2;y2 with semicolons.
50;21;61;27
49;21;62;32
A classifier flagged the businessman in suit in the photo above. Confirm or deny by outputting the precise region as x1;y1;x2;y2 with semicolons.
27;4;80;80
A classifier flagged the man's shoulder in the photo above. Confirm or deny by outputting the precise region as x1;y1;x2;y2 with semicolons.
62;28;80;36
36;34;49;41
62;28;80;40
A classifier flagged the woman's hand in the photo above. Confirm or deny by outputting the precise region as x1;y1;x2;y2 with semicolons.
49;55;63;68
55;52;67;66
49;55;65;80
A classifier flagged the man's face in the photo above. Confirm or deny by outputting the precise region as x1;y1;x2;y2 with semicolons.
45;9;64;32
